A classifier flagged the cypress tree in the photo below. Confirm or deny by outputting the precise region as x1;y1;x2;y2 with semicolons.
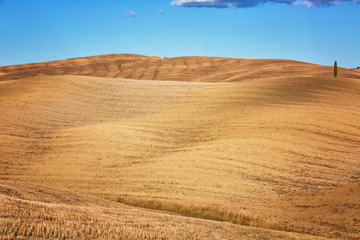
334;60;338;78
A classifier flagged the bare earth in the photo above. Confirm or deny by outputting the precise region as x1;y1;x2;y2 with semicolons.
1;54;360;239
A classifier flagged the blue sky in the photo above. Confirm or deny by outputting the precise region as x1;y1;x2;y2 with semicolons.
0;0;359;68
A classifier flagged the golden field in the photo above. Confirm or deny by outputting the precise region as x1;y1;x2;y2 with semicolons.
1;54;360;239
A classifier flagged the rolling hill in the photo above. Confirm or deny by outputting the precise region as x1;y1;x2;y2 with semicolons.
1;54;359;82
1;54;360;239
1;180;329;239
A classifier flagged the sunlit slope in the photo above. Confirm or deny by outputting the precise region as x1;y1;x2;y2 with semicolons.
1;74;359;238
1;54;360;82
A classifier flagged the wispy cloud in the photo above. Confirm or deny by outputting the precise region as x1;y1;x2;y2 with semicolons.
293;0;315;7
124;11;139;17
170;0;237;8
170;0;359;8
158;9;165;14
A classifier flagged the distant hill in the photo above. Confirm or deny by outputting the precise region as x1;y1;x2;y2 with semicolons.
1;54;360;82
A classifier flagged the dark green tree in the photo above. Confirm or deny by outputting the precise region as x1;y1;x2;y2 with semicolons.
334;60;338;78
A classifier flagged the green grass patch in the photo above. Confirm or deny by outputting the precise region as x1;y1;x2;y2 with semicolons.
107;197;298;233
270;227;299;233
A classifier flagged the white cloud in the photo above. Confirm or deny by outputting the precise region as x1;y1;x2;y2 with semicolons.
170;0;360;8
124;11;138;17
293;0;315;7
170;0;215;6
170;0;235;7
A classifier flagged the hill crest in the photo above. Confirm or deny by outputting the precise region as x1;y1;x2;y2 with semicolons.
1;54;359;82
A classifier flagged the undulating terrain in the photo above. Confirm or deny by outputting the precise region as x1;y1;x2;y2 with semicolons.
1;53;359;82
1;54;360;239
